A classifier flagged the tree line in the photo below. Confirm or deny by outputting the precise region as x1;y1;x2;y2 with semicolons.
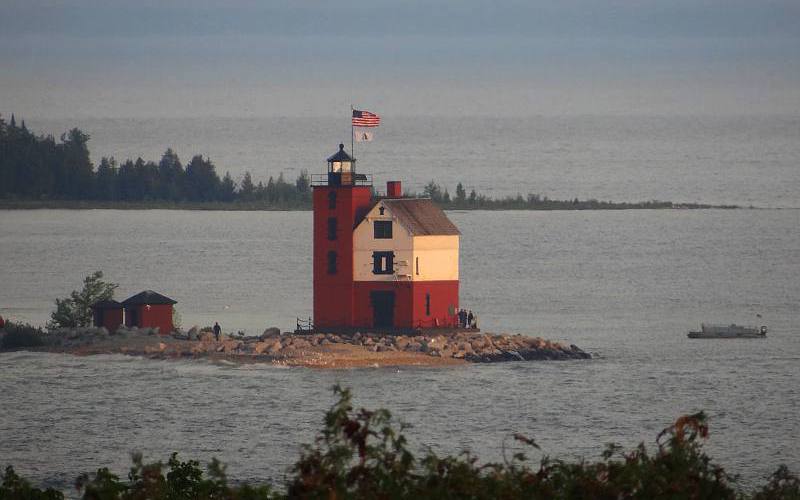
1;115;734;210
419;181;730;210
0;115;311;207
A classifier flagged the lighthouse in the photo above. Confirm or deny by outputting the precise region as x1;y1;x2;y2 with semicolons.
312;144;460;331
312;144;374;329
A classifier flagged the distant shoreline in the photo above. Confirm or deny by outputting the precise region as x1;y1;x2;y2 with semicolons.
0;199;742;211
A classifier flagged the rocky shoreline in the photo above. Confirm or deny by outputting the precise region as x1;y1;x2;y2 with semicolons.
6;326;591;368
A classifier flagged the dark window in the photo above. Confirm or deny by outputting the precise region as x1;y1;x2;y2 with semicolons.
374;220;392;239
328;191;337;209
372;251;394;274
327;217;337;240
327;251;337;274
379;206;385;215
416;257;419;275
425;293;431;316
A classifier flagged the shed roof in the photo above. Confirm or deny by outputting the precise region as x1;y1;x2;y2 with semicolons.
121;290;177;306
90;299;123;310
382;198;460;236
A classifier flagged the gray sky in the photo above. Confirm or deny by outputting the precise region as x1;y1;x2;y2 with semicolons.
2;0;798;117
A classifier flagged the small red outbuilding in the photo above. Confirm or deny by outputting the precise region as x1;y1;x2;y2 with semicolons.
91;299;124;332
121;290;176;335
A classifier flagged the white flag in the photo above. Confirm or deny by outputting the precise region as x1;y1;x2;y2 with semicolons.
354;130;374;142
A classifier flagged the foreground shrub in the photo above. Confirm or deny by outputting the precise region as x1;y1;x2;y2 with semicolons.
0;321;46;350
2;386;798;499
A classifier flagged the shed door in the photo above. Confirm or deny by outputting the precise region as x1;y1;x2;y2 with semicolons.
370;291;395;328
128;308;138;327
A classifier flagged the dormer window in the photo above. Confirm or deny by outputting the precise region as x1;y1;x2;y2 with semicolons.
374;220;392;239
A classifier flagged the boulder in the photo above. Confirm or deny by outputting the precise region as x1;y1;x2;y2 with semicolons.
292;338;310;349
405;342;422;352
223;341;243;353
266;341;283;354
261;327;281;340
252;342;271;354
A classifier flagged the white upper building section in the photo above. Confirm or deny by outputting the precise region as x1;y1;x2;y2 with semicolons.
353;198;460;282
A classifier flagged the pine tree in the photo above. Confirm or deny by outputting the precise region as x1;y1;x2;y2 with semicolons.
239;171;255;201
219;171;236;202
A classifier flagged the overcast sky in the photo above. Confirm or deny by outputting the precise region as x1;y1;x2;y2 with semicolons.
2;0;798;117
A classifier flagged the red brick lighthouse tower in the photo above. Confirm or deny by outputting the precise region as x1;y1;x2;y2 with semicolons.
312;144;373;328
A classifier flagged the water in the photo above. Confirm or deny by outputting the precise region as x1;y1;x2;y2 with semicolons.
1;208;799;493
1;114;799;493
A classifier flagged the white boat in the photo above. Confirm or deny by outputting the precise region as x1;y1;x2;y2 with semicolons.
688;323;767;339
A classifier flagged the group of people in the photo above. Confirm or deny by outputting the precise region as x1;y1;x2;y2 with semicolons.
457;309;477;329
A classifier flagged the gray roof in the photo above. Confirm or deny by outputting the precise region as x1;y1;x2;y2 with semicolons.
91;299;123;309
121;290;177;306
382;198;460;236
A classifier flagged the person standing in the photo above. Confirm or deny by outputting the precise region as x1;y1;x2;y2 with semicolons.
467;310;474;329
213;322;221;341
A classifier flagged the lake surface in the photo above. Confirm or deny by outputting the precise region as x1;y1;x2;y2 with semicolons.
1;208;799;493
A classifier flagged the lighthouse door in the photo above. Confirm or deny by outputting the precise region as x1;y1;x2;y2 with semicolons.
370;291;395;328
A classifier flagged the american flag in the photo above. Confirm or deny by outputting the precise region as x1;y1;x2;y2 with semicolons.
352;109;380;127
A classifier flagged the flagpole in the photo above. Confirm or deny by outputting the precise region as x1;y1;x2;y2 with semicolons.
350;104;355;163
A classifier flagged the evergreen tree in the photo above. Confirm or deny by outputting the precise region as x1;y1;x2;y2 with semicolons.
265;176;276;202
158;148;184;201
423;181;443;203
49;271;118;328
116;159;137;200
219;171;236;202
58;128;94;199
94;157;118;200
455;182;466;204
295;169;310;194
184;155;221;202
239;171;255;201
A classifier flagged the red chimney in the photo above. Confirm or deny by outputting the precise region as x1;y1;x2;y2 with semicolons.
386;181;402;198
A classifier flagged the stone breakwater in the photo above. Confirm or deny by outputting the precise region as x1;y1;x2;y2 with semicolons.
271;331;592;362
6;326;590;368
